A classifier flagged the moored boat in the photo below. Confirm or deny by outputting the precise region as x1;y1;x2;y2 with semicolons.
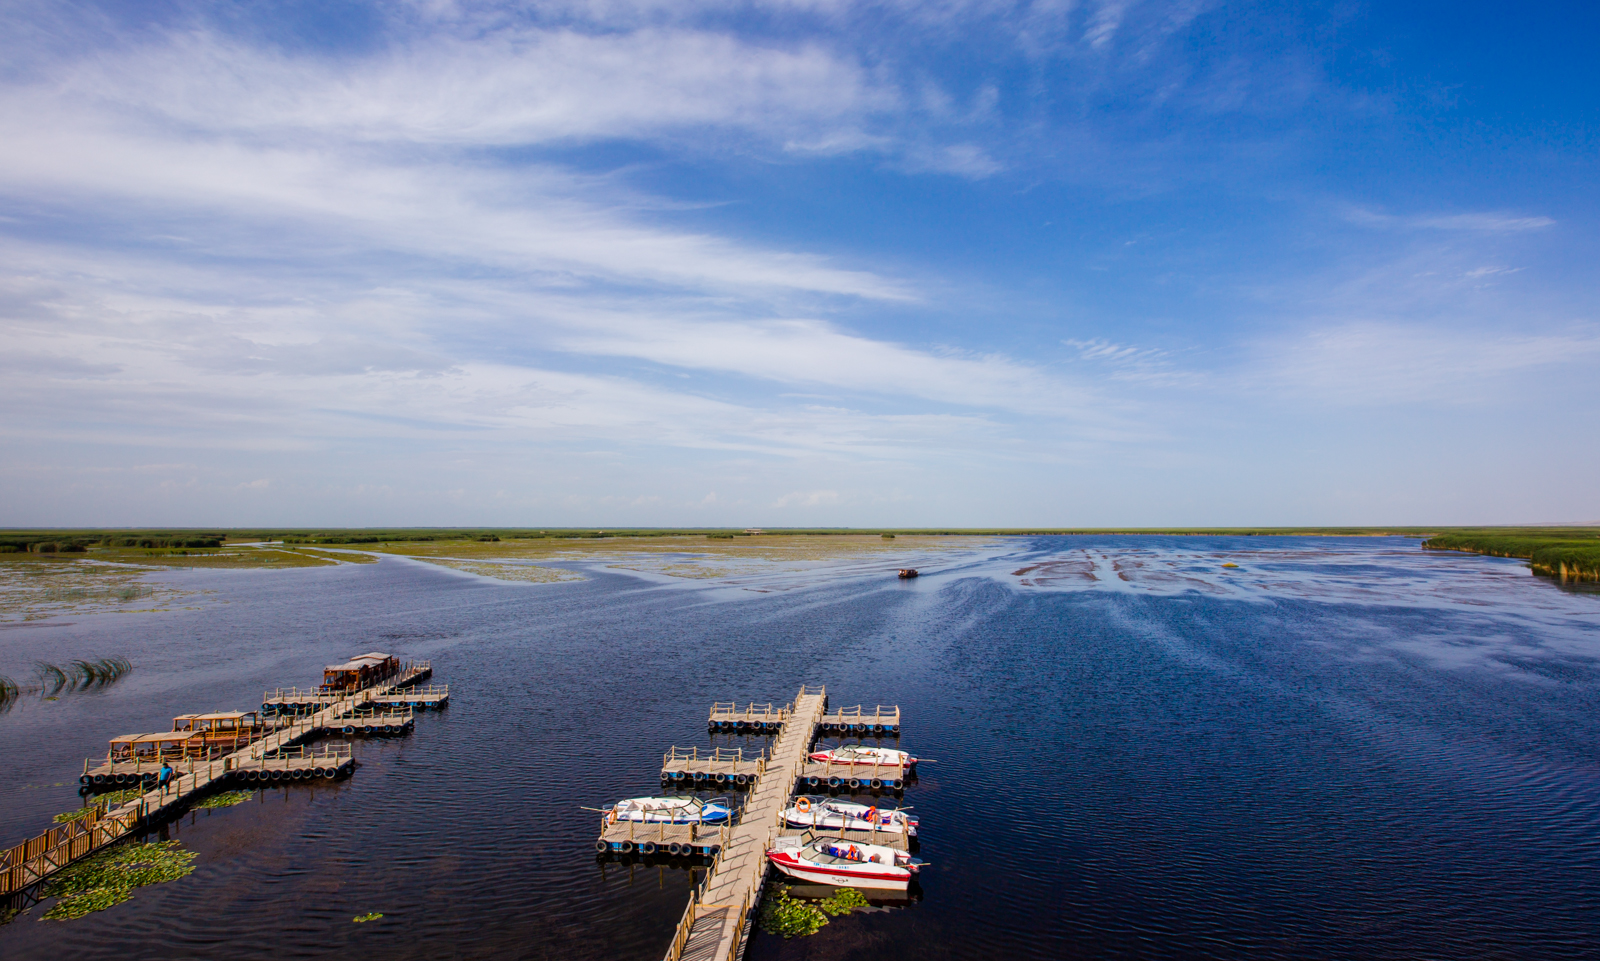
898;568;919;578
605;795;733;824
766;834;925;891
807;745;917;769
782;796;917;835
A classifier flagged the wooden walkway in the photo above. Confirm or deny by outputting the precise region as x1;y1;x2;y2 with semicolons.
666;686;827;961
5;671;409;898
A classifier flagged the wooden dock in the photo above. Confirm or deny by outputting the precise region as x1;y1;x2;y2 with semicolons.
796;759;910;792
370;684;449;710
327;706;415;736
6;657;447;900
775;824;913;853
261;660;436;714
819;704;900;735
708;702;787;732
597;818;733;857
666;686;828;961
660;747;767;787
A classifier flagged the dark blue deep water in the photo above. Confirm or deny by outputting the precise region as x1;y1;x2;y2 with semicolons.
1;536;1597;959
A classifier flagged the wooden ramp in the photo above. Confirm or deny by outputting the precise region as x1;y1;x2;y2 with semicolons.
667;686;827;961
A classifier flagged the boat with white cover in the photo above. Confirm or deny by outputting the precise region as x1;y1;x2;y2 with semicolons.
781;796;918;835
766;834;925;891
606;795;734;824
807;745;917;769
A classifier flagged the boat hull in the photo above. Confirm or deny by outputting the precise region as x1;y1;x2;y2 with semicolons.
769;859;911;892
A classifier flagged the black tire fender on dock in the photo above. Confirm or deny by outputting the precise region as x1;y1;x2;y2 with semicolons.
595;840;609;853
618;840;634;854
640;842;657;855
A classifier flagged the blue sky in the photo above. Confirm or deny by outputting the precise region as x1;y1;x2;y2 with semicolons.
1;0;1596;527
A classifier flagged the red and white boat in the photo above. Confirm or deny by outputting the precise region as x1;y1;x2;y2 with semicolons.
782;796;918;836
766;834;925;891
807;745;916;769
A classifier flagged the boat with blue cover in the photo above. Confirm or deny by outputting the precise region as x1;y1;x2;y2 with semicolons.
605;795;734;824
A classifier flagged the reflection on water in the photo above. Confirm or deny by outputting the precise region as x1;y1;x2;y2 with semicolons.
1;536;1598;960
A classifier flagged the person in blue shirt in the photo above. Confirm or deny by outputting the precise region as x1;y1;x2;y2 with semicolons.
158;761;174;789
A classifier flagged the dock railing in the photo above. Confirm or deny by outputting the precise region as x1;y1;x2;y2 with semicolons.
707;701;787;726
0;797;146;897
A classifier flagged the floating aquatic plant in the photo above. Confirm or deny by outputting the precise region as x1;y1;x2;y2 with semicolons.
818;887;869;916
0;674;17;712
758;887;828;938
40;841;196;920
194;790;254;810
353;912;384;923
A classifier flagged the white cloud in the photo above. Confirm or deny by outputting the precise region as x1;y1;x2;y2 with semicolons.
1344;206;1556;232
45;28;895;149
1260;322;1600;405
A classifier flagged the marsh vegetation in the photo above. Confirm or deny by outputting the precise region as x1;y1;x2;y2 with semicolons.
1424;531;1600;581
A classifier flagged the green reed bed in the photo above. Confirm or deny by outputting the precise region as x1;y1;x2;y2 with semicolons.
1;656;133;713
35;657;133;696
1424;533;1600;581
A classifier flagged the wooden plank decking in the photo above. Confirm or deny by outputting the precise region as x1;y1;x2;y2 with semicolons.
660;747;767;787
708;702;788;732
667;686;827;961
6;680;387;897
819;705;900;735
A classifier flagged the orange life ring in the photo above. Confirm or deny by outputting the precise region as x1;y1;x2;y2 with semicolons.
607;810;618;826
795;797;812;814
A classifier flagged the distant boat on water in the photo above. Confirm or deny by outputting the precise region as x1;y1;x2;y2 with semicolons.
898;568;919;578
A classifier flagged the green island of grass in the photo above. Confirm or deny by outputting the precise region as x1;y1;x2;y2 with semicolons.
1422;531;1600;581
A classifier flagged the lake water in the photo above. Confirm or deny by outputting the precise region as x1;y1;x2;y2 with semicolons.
1;536;1597;959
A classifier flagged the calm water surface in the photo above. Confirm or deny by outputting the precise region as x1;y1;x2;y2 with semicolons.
1;536;1597;959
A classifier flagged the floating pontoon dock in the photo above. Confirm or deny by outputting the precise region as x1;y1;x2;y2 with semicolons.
260;660;436;713
819;705;901;735
652;688;842;961
3;654;447;901
597;819;733;858
660;747;768;787
708;702;788;732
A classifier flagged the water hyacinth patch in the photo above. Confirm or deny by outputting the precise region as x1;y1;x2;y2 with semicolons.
40;841;197;920
819;887;869;916
194;790;254;810
758;887;828;938
353;912;384;923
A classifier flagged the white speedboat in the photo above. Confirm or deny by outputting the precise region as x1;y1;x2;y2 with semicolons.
766;834;925;891
807;745;916;769
781;796;918;836
606;795;734;824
